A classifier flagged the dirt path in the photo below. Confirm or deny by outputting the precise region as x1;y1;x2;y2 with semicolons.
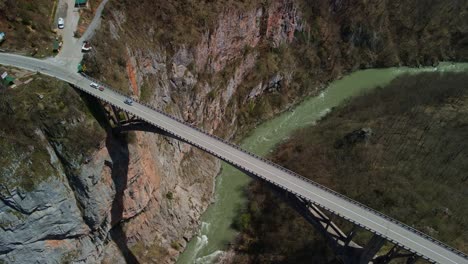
79;0;110;43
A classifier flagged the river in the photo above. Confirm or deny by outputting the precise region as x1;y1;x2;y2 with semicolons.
176;62;468;264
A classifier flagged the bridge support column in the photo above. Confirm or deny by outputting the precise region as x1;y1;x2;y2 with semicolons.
344;225;358;246
114;120;176;139
405;255;419;264
372;244;418;264
359;234;386;264
100;103;119;127
263;183;363;263
110;105;121;124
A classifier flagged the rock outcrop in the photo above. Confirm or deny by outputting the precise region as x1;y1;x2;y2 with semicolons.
0;78;109;263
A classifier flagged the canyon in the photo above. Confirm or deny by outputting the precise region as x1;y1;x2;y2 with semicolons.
0;0;467;263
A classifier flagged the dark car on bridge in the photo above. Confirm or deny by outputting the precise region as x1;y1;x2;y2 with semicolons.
124;98;133;106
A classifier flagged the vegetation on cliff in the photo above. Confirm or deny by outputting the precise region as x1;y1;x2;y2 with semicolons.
111;0;262;46
0;75;113;263
0;75;105;192
233;0;468;139
230;72;468;263
0;0;56;56
85;0;468;138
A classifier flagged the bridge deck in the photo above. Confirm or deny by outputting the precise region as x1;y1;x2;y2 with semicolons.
0;53;467;264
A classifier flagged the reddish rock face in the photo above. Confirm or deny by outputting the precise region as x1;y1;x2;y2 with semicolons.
195;8;262;73
126;57;139;96
265;1;298;46
122;135;161;220
195;0;300;73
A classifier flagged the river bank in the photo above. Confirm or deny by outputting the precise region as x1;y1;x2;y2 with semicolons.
177;62;468;264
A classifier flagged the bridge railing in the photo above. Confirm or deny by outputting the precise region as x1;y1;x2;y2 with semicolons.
79;73;467;261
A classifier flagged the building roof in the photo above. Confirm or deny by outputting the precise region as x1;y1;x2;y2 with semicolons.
2;76;15;86
53;40;60;51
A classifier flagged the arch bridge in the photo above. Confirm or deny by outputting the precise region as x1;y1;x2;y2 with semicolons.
0;53;467;264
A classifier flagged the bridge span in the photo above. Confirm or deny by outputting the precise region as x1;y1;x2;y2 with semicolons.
0;53;467;264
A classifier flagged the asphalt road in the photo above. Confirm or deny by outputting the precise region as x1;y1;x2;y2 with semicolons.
0;53;466;264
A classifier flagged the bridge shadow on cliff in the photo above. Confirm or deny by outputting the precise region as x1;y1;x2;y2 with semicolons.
107;132;140;264
78;91;140;264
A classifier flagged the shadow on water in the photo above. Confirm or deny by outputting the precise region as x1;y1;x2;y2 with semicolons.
78;90;140;263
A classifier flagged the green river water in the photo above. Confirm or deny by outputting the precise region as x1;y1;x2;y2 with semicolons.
177;62;468;264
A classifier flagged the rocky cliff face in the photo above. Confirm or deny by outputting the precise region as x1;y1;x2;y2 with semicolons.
0;75;218;264
0;77;108;263
1;0;466;263
85;1;302;263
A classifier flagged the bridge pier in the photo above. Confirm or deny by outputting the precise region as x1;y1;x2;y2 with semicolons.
345;225;358;246
114;119;184;142
359;234;386;264
265;182;423;264
266;183;364;263
101;103;120;127
98;100;134;129
98;101;171;138
372;244;418;264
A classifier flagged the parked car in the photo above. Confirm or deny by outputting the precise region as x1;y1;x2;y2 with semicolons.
89;82;98;89
124;98;133;106
81;41;92;52
98;86;105;91
58;18;65;29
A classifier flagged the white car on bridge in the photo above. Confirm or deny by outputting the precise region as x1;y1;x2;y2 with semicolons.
58;18;65;29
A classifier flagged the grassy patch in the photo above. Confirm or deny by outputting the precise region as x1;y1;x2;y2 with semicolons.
110;0;264;48
170;241;180;250
0;0;56;56
165;191;174;200
140;81;153;103
130;241;168;262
